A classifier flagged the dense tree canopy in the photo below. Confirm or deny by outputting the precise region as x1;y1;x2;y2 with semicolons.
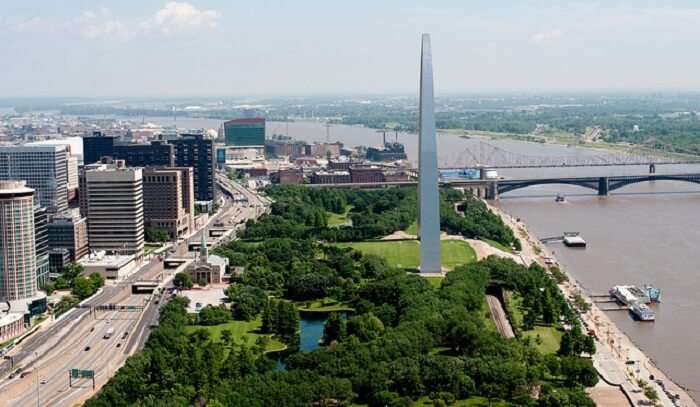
89;187;596;406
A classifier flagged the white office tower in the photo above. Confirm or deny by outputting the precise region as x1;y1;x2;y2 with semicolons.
0;181;37;301
83;160;144;258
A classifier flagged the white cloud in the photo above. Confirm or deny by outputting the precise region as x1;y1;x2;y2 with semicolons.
77;9;129;40
530;29;563;45
142;2;219;34
3;16;52;33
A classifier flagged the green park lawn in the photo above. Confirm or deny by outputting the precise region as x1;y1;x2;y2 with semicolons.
184;318;285;352
326;205;353;227
483;238;514;253
505;293;562;354
424;276;444;289
404;221;418;235
296;297;354;313
523;325;564;355
334;240;476;270
412;396;510;407
144;243;163;255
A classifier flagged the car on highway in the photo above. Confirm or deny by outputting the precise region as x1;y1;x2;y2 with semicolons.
40;379;47;384
84;346;91;351
20;371;31;378
116;343;121;348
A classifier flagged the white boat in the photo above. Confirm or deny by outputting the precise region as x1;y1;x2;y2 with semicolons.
631;303;656;321
610;285;651;305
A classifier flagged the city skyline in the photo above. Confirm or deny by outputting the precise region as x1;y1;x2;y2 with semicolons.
4;1;700;97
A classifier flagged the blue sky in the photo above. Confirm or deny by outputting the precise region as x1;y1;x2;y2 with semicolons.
2;1;700;97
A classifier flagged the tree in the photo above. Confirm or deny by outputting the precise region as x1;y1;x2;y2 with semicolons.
63;262;84;280
220;329;233;347
560;357;598;387
260;299;278;334
323;312;346;344
174;272;194;289
198;305;231;325
71;277;95;300
229;285;266;321
88;272;105;289
276;300;299;338
346;313;384;342
145;227;170;242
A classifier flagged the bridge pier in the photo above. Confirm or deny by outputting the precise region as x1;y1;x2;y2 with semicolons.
486;181;498;200
598;177;609;196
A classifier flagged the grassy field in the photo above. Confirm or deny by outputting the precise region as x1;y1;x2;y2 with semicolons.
184;318;286;352
144;243;163;255
523;325;564;355
326;205;353;227
296;297;354;313
412;396;509;406
404;221;418;235
505;293;562;354
423;276;444;289
334;240;476;270
483;238;514;253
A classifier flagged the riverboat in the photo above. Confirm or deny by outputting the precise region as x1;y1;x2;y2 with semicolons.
563;232;586;248
610;285;651;305
631;302;656;321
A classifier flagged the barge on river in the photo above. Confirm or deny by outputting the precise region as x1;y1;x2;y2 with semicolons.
609;285;657;321
563;232;586;248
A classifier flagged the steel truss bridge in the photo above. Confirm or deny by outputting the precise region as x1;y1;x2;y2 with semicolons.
493;173;700;198
441;141;700;169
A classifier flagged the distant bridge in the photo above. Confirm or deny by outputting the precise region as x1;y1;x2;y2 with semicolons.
493;173;700;199
441;140;700;169
304;173;700;200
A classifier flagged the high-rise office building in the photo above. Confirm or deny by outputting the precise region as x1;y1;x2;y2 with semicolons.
82;131;117;165
418;34;441;273
143;167;194;239
113;141;174;167
83;160;144;257
67;154;79;189
83;131;175;167
224;118;266;147
0;145;68;214
33;205;49;286
0;181;37;301
171;133;215;202
48;208;89;261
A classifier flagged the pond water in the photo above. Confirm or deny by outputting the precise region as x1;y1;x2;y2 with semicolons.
275;313;342;370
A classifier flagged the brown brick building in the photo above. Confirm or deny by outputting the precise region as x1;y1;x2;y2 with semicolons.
143;167;195;239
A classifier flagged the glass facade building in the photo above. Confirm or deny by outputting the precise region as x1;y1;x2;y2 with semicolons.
224;118;266;147
0;145;68;215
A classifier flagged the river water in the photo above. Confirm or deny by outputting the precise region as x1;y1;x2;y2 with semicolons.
117;116;700;396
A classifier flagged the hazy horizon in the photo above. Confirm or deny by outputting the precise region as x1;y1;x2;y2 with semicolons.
4;1;700;97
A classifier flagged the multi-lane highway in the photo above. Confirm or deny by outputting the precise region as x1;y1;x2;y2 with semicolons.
0;176;268;406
